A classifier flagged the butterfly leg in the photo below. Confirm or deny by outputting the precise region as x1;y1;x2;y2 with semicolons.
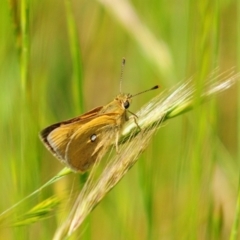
133;117;141;131
128;110;141;131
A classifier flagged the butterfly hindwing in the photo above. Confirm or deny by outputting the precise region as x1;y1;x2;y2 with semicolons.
65;115;118;172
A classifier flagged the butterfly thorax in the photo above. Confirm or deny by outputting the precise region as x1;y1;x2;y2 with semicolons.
98;93;132;127
99;93;132;114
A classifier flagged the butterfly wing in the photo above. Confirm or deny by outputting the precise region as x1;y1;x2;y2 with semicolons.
65;115;119;172
39;106;103;162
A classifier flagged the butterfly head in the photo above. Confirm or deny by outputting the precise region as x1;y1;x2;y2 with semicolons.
115;93;132;110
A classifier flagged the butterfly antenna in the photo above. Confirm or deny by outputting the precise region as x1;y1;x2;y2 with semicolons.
119;58;126;94
131;85;159;98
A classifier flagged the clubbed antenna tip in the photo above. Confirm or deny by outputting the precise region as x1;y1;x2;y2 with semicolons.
151;85;159;90
131;85;160;98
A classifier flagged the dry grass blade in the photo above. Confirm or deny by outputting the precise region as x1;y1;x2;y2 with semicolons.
54;70;239;239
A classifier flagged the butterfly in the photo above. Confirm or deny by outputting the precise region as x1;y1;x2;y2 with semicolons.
40;59;158;172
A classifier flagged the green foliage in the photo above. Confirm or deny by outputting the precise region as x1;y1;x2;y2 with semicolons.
0;0;239;239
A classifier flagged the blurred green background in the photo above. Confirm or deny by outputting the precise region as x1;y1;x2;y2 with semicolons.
0;0;239;239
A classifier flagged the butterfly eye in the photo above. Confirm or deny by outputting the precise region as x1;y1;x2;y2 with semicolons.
123;100;130;109
90;134;97;142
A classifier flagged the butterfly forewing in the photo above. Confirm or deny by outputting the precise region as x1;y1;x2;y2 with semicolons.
40;106;104;162
46;122;85;161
